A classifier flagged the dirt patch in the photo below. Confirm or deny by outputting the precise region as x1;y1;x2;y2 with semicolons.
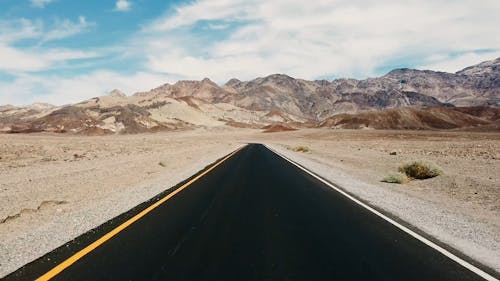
1;200;67;224
262;123;297;133
224;120;262;129
176;97;202;110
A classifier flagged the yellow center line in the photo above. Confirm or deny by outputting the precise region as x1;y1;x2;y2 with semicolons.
36;146;243;281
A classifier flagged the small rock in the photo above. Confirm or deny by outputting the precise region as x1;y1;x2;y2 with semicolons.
389;151;397;155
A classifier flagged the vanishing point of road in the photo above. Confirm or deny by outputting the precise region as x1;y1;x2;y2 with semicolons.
5;144;498;281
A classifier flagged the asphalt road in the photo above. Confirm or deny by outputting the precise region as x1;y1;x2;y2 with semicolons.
5;144;496;281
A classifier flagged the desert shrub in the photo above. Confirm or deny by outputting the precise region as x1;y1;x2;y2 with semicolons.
398;161;442;179
381;173;410;184
288;146;310;152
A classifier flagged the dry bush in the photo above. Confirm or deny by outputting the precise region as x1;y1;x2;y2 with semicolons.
398;161;443;179
288;146;310;153
381;173;410;184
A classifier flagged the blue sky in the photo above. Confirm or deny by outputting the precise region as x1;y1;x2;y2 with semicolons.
1;0;499;105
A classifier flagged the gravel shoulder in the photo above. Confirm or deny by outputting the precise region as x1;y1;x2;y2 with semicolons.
1;128;499;277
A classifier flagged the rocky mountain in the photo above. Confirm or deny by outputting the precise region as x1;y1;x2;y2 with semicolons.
144;57;498;120
318;107;500;130
223;57;499;119
0;57;499;134
0;88;287;134
136;78;231;103
223;74;454;120
0;103;58;133
107;89;127;98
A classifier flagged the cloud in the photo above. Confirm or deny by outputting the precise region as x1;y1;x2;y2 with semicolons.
2;0;500;106
0;18;42;43
114;0;131;12
41;16;93;42
0;71;174;105
140;0;500;81
30;0;56;8
0;44;48;72
0;17;93;44
0;17;97;73
148;0;253;31
206;23;231;30
421;50;500;73
0;43;98;73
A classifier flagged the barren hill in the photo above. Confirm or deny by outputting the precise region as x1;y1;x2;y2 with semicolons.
318;107;500;130
1;57;499;134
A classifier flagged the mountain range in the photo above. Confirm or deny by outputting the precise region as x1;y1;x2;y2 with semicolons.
1;57;499;134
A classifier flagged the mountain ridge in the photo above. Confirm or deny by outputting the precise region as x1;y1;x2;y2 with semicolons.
1;57;499;134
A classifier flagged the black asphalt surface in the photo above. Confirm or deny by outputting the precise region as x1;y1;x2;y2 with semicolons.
5;144;494;281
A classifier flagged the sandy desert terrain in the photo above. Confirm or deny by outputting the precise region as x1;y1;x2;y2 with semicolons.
0;128;499;276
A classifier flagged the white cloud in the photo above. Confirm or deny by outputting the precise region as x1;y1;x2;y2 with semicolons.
148;0;253;31
0;44;48;72
0;17;96;73
41;16;92;42
114;0;131;12
0;71;174;106
141;0;500;81
206;23;230;30
0;18;43;43
0;17;93;44
0;43;98;73
421;51;500;73
30;0;56;8
2;0;500;106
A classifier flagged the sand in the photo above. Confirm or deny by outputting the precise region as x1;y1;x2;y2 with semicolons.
0;128;499;277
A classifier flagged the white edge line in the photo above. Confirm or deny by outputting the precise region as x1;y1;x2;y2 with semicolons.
264;144;499;281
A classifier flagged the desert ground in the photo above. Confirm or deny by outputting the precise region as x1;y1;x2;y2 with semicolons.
0;128;499;277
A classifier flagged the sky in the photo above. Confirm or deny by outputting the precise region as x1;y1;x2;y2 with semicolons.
0;0;499;105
